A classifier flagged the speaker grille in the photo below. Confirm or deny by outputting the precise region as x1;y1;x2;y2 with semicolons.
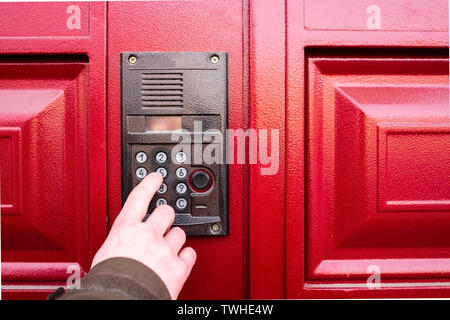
141;72;183;107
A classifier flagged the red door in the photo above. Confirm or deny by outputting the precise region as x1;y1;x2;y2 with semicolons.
281;0;450;298
0;2;107;299
1;0;449;300
1;0;249;300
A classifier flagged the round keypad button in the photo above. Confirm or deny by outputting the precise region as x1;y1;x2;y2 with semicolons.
135;152;147;163
191;170;210;190
155;152;167;164
158;183;168;194
176;167;187;179
156;198;167;206
176;198;187;210
156;167;167;178
176;182;187;195
175;152;187;163
136;167;147;179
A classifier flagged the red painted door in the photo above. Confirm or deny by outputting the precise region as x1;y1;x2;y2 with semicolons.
1;0;449;300
281;0;450;298
1;0;248;300
0;2;107;299
106;0;249;299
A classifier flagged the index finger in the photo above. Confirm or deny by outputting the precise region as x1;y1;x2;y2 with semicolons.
115;172;163;225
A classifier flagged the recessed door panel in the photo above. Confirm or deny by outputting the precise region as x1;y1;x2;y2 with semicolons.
0;59;91;284
307;56;450;281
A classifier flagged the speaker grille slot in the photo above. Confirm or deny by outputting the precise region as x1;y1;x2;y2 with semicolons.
141;72;183;107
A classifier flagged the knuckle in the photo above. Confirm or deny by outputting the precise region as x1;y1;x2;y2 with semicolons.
172;227;186;239
160;244;173;257
146;225;160;239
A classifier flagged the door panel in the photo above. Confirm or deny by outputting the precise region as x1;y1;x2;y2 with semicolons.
0;60;90;284
0;2;107;298
306;56;450;281
284;0;449;298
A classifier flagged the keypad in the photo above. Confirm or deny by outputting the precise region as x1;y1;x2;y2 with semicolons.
132;145;198;216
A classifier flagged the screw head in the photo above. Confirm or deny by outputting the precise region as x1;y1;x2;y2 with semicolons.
128;55;138;64
211;223;221;233
210;55;219;64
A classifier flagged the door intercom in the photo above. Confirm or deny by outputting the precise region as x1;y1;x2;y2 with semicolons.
121;52;228;236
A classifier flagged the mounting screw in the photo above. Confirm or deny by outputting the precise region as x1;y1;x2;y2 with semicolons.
128;55;138;64
211;223;221;233
210;55;220;64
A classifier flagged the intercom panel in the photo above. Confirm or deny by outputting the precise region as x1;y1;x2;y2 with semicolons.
121;52;228;236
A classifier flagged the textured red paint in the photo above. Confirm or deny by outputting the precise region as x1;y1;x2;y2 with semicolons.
106;0;248;299
249;0;286;299
1;3;107;299
307;57;450;280
285;0;449;298
1;0;449;300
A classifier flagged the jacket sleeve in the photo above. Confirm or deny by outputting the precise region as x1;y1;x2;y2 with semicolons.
48;257;171;300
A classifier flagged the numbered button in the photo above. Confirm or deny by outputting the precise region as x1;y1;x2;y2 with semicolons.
155;152;167;164
158;183;168;194
176;198;187;210
176;167;187;179
156;198;167;206
175;152;187;163
156;167;167;178
135;152;147;163
176;182;188;195
136;167;147;179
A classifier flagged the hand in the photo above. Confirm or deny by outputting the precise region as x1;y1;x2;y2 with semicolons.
91;172;197;299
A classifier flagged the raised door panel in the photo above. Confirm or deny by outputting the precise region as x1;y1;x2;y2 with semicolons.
307;56;450;283
0;59;90;285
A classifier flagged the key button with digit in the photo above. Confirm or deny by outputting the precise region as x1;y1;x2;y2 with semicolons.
158;183;168;194
176;167;187;179
175;152;187;163
176;182;187;195
136;167;148;179
135;152;147;163
156;167;167;178
155;152;167;164
156;198;167;206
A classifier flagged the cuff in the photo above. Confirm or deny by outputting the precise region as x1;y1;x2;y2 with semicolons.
61;257;171;300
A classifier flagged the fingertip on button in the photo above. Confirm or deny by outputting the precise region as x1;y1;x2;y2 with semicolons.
149;171;164;181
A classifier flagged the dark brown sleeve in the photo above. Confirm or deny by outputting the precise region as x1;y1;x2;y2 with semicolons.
48;257;171;300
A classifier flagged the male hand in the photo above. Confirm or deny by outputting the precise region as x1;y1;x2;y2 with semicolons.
91;172;196;299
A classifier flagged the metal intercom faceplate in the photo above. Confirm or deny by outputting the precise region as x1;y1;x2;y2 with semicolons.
121;52;228;236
